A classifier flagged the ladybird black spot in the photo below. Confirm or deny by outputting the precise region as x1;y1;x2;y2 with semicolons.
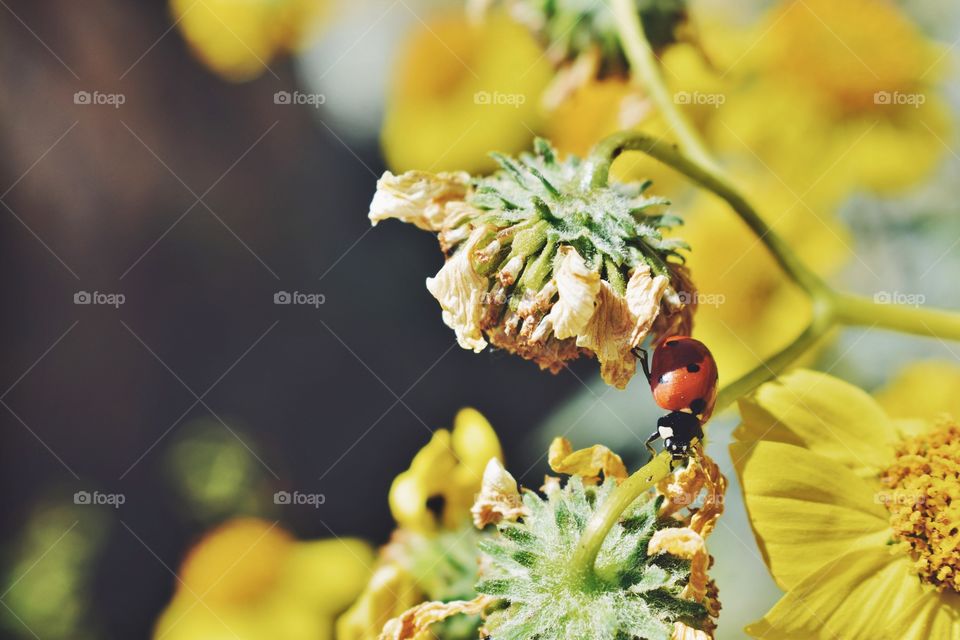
690;398;707;415
686;363;701;373
667;340;679;347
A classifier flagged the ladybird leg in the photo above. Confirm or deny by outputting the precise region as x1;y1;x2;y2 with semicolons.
645;430;660;458
632;347;652;382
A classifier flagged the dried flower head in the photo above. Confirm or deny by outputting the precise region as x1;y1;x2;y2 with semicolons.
370;139;696;388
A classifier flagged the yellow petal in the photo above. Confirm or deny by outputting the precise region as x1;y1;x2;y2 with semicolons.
547;246;601;340
451;407;503;481
280;538;374;614
548;437;628;483
337;564;425;640
746;550;935;640
731;440;889;591
874;360;960;424
389;430;458;531
735;369;898;475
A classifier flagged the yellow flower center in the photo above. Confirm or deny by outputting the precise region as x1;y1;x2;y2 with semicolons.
880;420;960;593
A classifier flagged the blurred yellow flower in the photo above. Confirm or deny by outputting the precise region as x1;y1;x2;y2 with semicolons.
732;368;960;639
153;518;373;640
338;408;502;639
874;360;960;424
170;0;329;81
388;407;502;532
683;175;849;381
695;0;950;200
381;11;553;174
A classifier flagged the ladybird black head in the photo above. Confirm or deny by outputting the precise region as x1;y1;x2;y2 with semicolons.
690;398;707;416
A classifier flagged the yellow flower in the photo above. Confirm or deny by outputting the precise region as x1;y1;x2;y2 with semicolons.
732;368;960;639
153;518;373;640
170;0;329;81
381;11;553;174
699;0;950;200
389;407;503;532
338;409;503;639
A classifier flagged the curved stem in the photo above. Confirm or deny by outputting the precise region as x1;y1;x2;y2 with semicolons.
610;0;719;174
582;131;830;297
570;451;674;582
832;292;960;341
713;298;834;413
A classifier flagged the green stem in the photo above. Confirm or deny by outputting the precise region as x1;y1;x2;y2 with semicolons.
582;131;830;297
570;451;674;582
610;0;719;174
832;292;960;341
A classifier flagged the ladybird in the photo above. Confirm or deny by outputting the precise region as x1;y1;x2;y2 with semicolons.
635;336;719;462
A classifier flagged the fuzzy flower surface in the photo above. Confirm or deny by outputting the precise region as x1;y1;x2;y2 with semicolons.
732;366;960;639
380;438;725;639
370;139;695;388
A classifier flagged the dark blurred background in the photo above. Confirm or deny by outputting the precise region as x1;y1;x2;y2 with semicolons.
0;1;594;636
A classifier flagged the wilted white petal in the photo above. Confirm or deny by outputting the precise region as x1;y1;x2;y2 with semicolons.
369;170;471;231
471;458;527;528
547;246;601;340
426;227;490;352
576;282;637;389
625;263;670;348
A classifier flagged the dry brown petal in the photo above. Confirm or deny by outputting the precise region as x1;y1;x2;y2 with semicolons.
657;445;726;538
576;282;638;389
472;458;528;528
369;171;471;232
378;596;494;640
547;437;628;483
625;263;670;348
546;246;601;340
648;527;709;603
425;226;492;353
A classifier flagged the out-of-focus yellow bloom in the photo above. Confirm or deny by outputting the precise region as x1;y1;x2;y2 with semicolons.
694;0;949;200
339;408;502;639
683;175;849;381
874;360;960;424
153;518;373;640
732;368;960;639
382;11;552;174
389;407;502;532
170;0;329;81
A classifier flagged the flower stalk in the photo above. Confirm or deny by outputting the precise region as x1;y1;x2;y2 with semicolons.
571;0;960;582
